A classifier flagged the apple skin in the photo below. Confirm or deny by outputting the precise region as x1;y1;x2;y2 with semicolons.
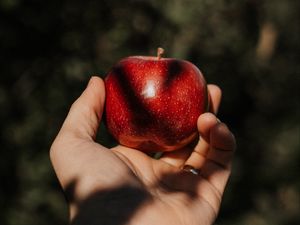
105;55;209;153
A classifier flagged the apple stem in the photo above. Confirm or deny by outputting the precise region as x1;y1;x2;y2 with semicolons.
157;47;164;60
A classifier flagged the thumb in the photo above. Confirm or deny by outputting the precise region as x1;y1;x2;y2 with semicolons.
59;76;105;141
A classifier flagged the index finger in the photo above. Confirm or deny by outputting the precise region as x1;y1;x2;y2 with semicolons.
207;84;222;114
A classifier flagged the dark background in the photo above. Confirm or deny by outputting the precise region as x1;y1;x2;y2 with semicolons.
0;0;299;224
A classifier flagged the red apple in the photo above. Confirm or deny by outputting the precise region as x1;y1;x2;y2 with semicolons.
105;48;209;152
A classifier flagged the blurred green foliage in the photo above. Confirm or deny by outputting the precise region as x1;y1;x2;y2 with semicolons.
0;0;299;224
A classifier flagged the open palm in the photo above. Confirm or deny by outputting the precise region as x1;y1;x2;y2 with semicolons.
50;77;235;225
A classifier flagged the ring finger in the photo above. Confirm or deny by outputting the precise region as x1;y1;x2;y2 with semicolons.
183;113;219;172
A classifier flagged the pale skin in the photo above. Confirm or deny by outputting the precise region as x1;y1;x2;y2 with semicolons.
50;76;236;225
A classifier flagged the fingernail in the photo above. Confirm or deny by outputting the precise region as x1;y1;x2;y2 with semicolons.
87;76;94;87
216;118;221;123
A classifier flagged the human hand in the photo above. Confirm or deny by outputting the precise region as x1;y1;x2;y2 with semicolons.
50;76;236;225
